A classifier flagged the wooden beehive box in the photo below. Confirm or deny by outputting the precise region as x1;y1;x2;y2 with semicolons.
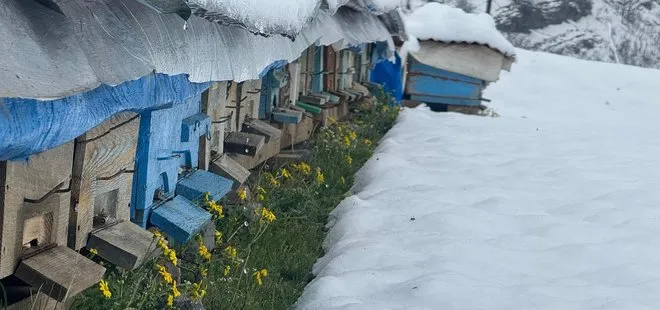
69;112;139;250
0;142;73;279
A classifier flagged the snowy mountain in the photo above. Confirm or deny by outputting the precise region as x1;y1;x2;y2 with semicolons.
424;0;660;69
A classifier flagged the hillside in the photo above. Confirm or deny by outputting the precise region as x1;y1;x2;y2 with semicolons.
427;0;660;69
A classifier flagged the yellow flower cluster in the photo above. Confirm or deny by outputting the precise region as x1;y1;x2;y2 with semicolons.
157;264;174;284
281;168;291;179
238;188;248;201
363;139;372;146
154;230;178;266
315;168;325;185
190;282;207;300
260;207;276;223
89;248;98;256
293;162;312;174
167;294;174;307
224;265;231;276
344;155;353;165
224;245;237;260
198;244;212;261
343;136;351;146
349;130;357;141
171;281;181;298
215;230;223;245
340;176;346;184
253;269;268;286
99;279;111;299
203;192;224;219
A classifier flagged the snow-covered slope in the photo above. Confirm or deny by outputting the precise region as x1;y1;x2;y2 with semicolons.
431;0;660;69
295;50;660;309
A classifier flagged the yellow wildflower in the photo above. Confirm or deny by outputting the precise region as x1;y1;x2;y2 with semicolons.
198;244;212;261
253;269;268;286
345;155;353;166
163;248;177;266
343;136;351;146
349;130;357;141
167;294;174;307
256;186;267;194
340;176;345;184
206;200;224;219
191;282;207;300
89;248;98;256
363;139;372;146
214;230;223;243
157;264;174;284
99;279;111;299
153;230;163;239
201;267;208;277
260;208;276;223
257;194;265;201
172;281;181;298
224;265;231;276
294;162;311;174
237;188;247;201
268;174;280;186
281;168;291;179
315;168;325;185
224;246;237;260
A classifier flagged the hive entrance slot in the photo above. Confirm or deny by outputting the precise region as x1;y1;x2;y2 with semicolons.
22;212;54;251
93;189;119;227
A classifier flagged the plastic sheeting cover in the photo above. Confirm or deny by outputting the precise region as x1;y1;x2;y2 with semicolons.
0;73;210;161
0;0;392;100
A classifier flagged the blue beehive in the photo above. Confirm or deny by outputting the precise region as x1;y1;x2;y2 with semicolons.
405;59;485;107
131;95;233;243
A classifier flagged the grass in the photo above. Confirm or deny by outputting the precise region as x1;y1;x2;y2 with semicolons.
68;88;399;310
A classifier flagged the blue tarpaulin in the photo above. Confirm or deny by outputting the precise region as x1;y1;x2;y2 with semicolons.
369;47;403;105
0;73;210;161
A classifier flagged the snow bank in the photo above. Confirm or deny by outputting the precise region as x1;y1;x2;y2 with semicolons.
404;2;516;57
295;50;660;309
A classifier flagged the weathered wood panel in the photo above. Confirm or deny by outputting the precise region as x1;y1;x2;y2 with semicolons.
224;132;265;156
279;114;316;150
324;46;336;91
209;154;250;190
202;82;229;162
242;119;282;143
15;245;105;302
87;220;156;270
69;112;139;250
0;142;73;279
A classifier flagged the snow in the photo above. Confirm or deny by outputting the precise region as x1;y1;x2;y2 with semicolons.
189;0;320;35
403;2;516;57
295;49;660;309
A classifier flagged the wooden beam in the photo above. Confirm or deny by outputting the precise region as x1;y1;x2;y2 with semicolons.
0;142;73;279
176;169;234;202
150;196;212;243
87;221;157;270
227;134;281;170
14;245;105;302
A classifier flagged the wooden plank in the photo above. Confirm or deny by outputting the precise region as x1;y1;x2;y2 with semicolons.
272;110;303;124
0;142;73;279
87;221;157;270
295;102;323;115
202;82;229;160
242;119;282;143
176;169;234;202
150;196;212;243
323;46;336;91
299;95;325;105
69;112;139;250
224;132;265;156
6;291;59;310
14;245;105;302
227;134;282;170
209;154;250;190
322;91;341;104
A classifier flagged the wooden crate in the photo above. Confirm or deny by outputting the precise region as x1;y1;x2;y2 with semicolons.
69;112;139;250
0;142;73;279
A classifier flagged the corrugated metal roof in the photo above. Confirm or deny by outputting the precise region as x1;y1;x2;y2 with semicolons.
0;0;392;100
